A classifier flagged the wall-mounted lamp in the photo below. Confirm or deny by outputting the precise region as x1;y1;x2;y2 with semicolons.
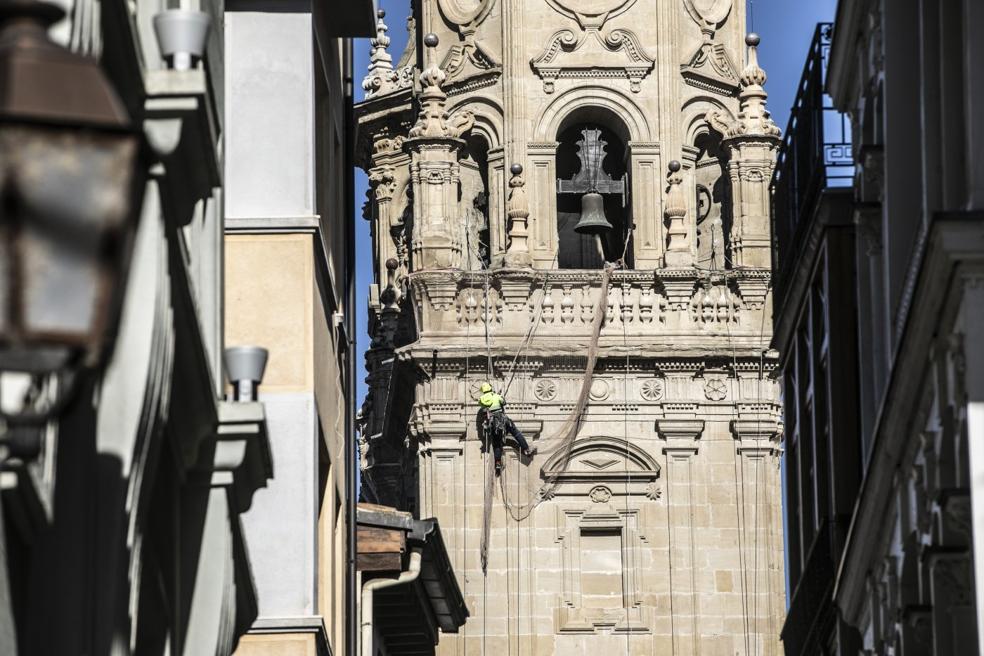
0;0;147;421
152;9;211;71
224;346;268;402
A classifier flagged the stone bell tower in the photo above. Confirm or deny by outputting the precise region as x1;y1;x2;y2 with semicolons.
356;0;785;652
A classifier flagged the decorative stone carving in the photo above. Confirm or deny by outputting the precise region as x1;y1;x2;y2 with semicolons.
588;379;610;401
663;161;693;267
362;10;398;98
679;0;738;94
543;0;637;28
504;163;533;267
681;41;740;95
588;485;612;503
681;0;733;36
703;37;780;269
645;481;661;500
541;435;661;486
534;379;558;401
640;378;664;401
436;0;500;84
531;28;654;93
690;276;740;324
703;377;728;401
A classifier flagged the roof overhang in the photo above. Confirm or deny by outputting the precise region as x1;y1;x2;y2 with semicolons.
324;0;377;38
826;0;864;110
357;503;470;646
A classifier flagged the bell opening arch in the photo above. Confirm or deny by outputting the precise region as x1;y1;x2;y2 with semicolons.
528;86;658;269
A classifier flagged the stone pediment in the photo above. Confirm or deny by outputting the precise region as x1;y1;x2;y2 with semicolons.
531;28;654;93
441;41;502;95
542;436;660;482
681;41;740;95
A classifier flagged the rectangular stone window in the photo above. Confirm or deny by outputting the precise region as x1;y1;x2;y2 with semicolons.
579;529;624;609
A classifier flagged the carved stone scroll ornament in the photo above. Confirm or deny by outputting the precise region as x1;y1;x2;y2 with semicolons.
682;0;733;38
436;0;500;82
544;0;637;30
531;27;654;93
679;0;739;94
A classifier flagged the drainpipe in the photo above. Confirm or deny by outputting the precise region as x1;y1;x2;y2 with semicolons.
360;548;423;656
343;34;358;656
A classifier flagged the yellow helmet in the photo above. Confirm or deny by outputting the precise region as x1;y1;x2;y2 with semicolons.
480;382;493;393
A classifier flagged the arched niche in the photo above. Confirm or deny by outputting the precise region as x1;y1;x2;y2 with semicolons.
460;133;492;268
681;100;736;270
693;126;732;270
447;98;507;268
528;87;659;269
554;109;633;269
535;86;652;143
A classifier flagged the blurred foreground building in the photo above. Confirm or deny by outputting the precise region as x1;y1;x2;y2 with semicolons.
0;1;372;654
774;4;984;654
224;2;373;656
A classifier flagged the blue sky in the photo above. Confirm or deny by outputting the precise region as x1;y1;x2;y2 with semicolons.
352;0;839;409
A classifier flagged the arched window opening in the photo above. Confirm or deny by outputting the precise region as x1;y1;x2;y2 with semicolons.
555;122;632;269
461;134;491;269
694;131;731;270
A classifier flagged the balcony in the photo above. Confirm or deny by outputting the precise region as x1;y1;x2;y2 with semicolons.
406;267;772;357
771;23;854;307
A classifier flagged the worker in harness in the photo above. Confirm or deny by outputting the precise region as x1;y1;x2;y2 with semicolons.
479;382;534;475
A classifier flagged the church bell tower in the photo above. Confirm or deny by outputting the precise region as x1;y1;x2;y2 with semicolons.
356;0;785;652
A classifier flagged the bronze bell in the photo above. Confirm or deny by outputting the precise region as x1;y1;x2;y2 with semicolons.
573;192;613;234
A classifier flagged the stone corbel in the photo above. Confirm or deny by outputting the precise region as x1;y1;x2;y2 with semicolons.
206;401;273;514
734;270;771;309
143;69;221;227
498;269;536;309
656;418;704;454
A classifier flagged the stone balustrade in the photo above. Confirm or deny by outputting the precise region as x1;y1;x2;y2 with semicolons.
408;267;771;347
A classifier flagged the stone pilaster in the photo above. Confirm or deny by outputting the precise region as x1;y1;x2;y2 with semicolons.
657;418;705;655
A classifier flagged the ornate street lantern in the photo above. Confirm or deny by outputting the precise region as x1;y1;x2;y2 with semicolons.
0;0;147;380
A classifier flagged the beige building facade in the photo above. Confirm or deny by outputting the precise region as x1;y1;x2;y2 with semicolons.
223;2;373;655
357;0;785;654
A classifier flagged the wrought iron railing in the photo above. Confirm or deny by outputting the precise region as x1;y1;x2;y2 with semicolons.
772;23;853;301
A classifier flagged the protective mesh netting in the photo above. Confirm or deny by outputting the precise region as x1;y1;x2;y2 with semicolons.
480;264;613;572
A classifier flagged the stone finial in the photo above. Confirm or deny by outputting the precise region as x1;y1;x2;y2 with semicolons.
739;33;767;88
504;163;532;267
734;34;780;138
409;34;455;139
381;257;402;307
363;9;398;98
664;160;693;267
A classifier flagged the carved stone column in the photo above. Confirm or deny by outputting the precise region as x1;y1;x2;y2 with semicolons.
708;34;781;269
404;34;473;271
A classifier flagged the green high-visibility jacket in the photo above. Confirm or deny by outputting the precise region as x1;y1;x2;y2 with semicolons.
479;391;504;411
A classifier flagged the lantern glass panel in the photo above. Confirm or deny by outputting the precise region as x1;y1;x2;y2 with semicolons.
0;123;141;370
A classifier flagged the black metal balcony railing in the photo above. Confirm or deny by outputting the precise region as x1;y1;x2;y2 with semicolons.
772;23;854;299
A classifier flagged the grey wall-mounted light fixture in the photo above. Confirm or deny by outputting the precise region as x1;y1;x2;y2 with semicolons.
152;9;211;71
224;346;269;402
